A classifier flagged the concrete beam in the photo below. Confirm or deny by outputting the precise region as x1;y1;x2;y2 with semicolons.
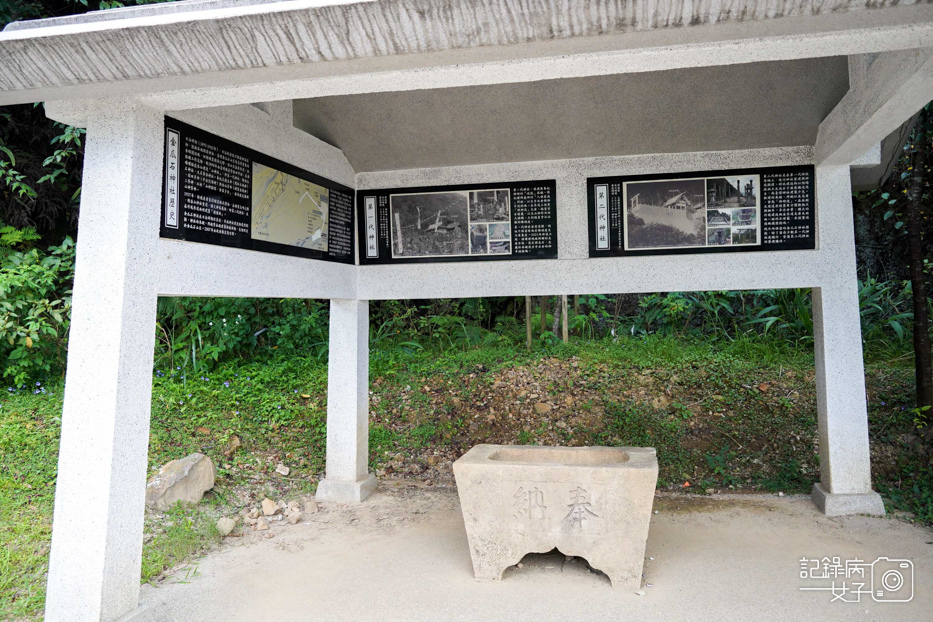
353;145;834;299
1;5;932;108
143;8;933;111
169;104;355;187
155;240;356;299
851;122;915;191
46;101;355;187
44;99;96;128
850;142;881;169
816;47;933;166
151;103;356;299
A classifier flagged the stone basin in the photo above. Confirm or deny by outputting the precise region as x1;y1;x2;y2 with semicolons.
453;444;658;589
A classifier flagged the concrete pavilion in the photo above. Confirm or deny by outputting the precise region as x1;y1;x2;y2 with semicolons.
1;0;932;620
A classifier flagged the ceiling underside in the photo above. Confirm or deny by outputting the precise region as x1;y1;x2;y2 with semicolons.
293;57;849;173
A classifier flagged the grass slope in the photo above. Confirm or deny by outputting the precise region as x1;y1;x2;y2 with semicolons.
1;335;929;619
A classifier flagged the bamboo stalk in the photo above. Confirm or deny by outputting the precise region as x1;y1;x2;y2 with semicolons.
561;295;569;343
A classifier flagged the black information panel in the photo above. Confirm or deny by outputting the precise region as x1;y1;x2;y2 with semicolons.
160;118;355;264
587;165;815;257
357;180;557;265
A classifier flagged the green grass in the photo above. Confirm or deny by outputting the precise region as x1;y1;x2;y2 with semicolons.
0;383;59;619
149;356;328;493
0;334;929;619
0;355;331;620
140;504;221;584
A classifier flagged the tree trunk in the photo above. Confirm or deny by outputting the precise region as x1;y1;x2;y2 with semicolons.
551;296;562;336
904;122;933;435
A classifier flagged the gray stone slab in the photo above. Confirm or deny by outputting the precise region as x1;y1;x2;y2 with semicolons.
811;483;886;517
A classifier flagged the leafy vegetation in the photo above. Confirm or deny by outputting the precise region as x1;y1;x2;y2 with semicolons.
0;237;74;386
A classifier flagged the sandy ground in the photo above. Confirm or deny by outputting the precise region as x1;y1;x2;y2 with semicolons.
125;484;932;622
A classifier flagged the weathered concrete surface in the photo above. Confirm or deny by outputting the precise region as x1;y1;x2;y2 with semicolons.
2;0;933;107
453;445;657;588
816;48;933;166
124;489;933;622
2;0;922;80
145;453;216;510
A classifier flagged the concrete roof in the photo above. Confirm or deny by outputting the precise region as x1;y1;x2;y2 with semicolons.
293;57;849;172
2;0;344;30
0;0;929;106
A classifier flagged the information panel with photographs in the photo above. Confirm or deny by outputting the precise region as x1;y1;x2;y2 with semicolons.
159;118;355;264
587;165;815;257
357;180;557;264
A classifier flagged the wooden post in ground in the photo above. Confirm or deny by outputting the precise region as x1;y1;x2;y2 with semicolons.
561;295;569;343
539;296;547;335
525;296;532;350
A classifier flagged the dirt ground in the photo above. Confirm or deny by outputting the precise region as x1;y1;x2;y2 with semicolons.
126;486;932;622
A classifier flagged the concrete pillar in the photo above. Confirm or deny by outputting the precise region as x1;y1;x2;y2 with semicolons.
316;299;376;503
810;165;884;516
44;100;163;621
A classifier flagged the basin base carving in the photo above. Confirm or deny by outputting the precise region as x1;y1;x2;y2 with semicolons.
453;445;658;589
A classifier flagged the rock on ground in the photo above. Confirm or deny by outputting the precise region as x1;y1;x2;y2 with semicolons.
145;453;216;510
262;498;280;516
216;517;237;537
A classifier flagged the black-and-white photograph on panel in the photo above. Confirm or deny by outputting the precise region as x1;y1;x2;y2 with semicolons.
623;178;707;250
389;191;470;258
709;174;760;247
389;188;512;259
622;175;761;251
469;190;510;222
706;175;758;208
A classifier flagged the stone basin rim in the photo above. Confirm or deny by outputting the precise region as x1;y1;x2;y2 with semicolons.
457;444;657;469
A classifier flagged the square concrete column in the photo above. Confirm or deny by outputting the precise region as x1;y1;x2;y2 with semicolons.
315;299;376;503
44;100;163;621
810;165;884;516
